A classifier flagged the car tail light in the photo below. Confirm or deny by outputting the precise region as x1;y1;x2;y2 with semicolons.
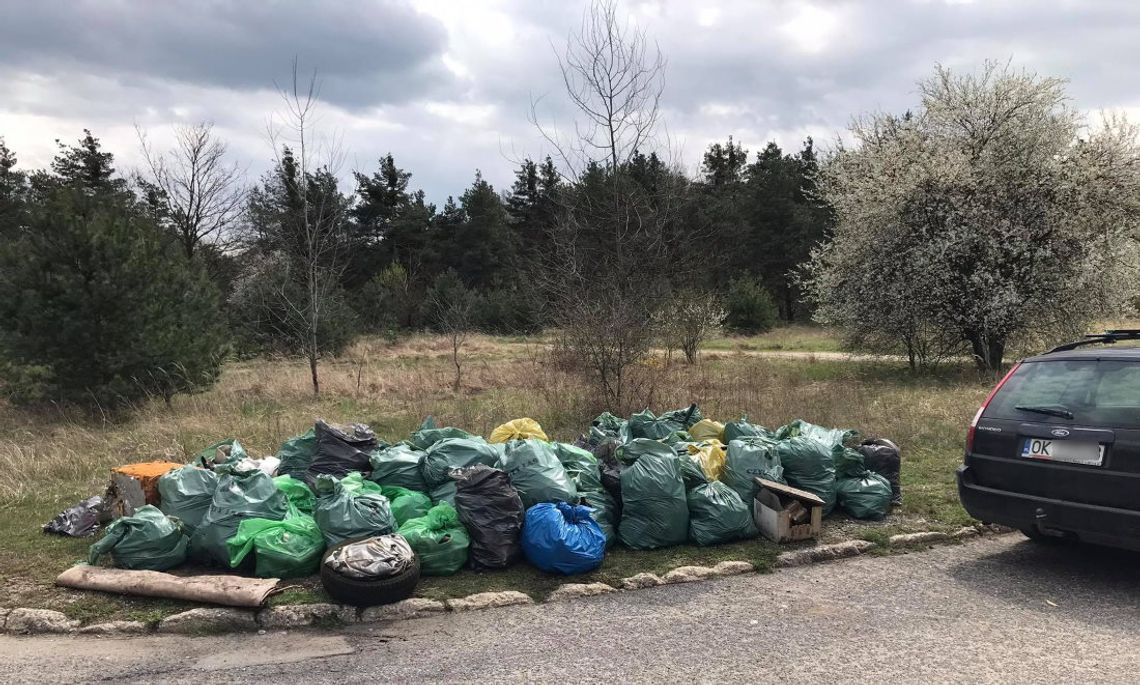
966;362;1021;453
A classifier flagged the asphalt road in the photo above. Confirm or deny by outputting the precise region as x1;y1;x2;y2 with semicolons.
5;534;1140;684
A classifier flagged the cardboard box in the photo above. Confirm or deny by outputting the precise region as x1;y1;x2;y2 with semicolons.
752;477;824;543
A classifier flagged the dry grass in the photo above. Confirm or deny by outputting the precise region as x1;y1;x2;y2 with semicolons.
0;330;992;620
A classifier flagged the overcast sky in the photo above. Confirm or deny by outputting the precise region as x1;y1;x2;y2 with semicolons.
1;0;1138;203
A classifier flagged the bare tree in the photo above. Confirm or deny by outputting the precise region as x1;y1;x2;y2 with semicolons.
136;122;246;259
532;0;665;178
425;277;476;391
239;60;352;395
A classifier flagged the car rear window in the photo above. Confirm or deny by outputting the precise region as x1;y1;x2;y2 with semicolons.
985;359;1140;428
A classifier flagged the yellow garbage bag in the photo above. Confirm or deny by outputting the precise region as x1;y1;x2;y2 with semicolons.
686;440;727;482
489;418;549;444
689;419;725;442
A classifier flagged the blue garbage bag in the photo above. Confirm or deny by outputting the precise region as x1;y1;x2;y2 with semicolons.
521;502;606;575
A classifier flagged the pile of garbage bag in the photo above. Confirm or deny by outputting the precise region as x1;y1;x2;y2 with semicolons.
71;408;900;592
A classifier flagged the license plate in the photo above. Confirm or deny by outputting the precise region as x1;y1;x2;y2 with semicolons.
1021;438;1105;466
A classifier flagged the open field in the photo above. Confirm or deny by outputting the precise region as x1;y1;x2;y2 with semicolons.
0;328;995;623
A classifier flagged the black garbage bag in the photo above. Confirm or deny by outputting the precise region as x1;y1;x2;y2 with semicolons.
497;439;577;508
43;496;103;537
598;450;625;512
305;420;379;485
859;439;902;505
774;436;837;515
618;442;688;550
452;465;525;569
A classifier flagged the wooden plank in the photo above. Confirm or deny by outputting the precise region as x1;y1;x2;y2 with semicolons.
753;477;826;506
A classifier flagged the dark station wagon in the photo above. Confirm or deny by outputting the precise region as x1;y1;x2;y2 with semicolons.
958;330;1140;550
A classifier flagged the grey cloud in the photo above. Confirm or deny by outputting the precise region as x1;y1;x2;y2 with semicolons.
0;0;454;108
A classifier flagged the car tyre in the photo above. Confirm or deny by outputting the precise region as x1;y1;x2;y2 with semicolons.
319;539;422;606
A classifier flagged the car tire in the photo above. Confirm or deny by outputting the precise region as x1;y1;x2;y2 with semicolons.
319;539;422;607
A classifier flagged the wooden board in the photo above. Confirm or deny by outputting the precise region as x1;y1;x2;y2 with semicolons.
752;477;826;506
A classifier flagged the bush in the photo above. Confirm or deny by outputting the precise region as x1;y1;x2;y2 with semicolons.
654;289;725;364
0;188;227;407
724;278;778;334
228;258;358;358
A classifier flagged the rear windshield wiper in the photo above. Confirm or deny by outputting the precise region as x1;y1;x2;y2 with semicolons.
1015;405;1074;420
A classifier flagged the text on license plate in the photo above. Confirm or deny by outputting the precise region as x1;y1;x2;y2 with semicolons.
1021;438;1105;466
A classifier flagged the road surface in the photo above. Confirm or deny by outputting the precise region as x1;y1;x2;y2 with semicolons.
4;534;1140;683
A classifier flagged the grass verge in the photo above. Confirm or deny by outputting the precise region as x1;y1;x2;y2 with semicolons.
0;329;990;625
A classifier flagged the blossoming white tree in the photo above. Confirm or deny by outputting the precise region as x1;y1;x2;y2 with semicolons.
806;61;1140;372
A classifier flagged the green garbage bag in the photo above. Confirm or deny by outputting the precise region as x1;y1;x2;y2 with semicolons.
617;436;676;464
398;502;470;575
590;412;629;443
834;445;893;520
430;480;457;506
407;416;475;451
421;437;501;487
553;443;603;493
313;473;397;546
369;443;429;491
497;439;577;508
627;409;687;440
775;436;837;515
659;404;703;429
678;452;709;489
381;485;432;526
227;510;325;578
580;490;618;548
687;481;757;546
775;419;858;449
194;438;246;468
189;468;289;567
723;416;773;442
89;505;188;570
158;465;218;532
723;437;784;503
618;443;688;549
273;474;316;515
276;428;317;479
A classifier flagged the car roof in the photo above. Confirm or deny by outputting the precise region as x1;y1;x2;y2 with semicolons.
1024;346;1140;363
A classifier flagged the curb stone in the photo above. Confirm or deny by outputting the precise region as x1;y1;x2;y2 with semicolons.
5;608;80;634
546;583;615;602
77;621;149;635
620;572;664;590
889;531;950;546
446;591;533;612
662;565;718;584
258;603;357;628
954;526;980;539
711;560;755;576
0;608;9;631
360;598;446;622
159;608;258;634
776;540;875;568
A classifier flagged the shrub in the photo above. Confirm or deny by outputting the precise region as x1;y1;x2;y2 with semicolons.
724;278;778;334
0;188;227;408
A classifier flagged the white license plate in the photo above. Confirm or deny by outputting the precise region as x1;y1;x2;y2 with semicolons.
1021;438;1105;466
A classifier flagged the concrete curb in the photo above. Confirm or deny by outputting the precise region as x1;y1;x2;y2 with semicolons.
3;527;1014;636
